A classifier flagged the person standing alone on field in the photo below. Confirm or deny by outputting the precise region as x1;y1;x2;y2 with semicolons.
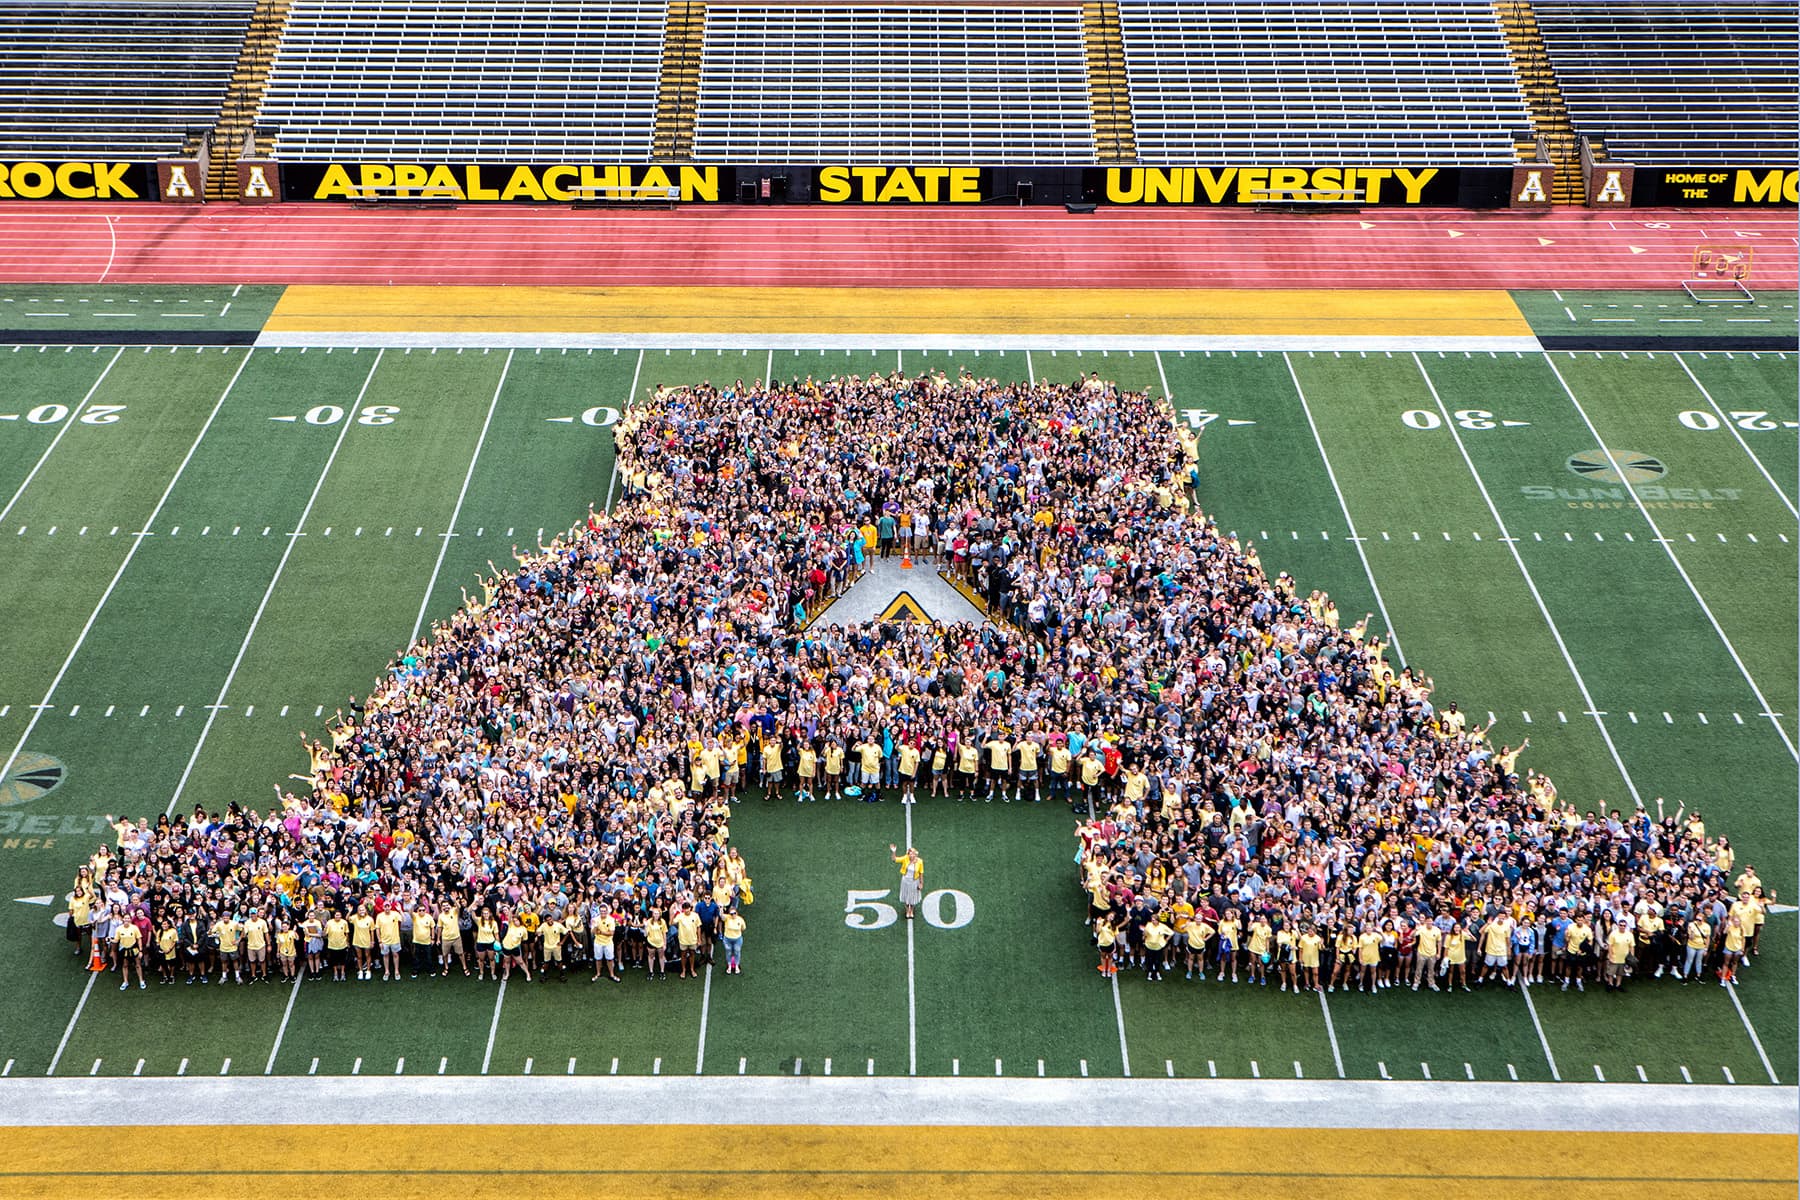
889;844;924;919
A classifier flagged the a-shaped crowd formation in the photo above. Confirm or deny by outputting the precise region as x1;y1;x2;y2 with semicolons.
66;370;1766;997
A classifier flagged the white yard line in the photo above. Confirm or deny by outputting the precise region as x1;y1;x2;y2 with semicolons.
603;349;644;515
1726;983;1780;1084
0;345;122;527
1109;972;1131;1077
1543;353;1799;765
44;973;96;1076
163;350;382;817
1284;352;1407;668
695;963;713;1076
481;977;507;1075
0;349;256;796
1414;352;1641;806
904;794;917;1077
1672;351;1799;520
1153;349;1173;405
265;975;304;1075
1316;990;1345;1079
407;348;512;646
1518;982;1562;1082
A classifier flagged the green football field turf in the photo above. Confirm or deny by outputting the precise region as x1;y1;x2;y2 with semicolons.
0;299;1793;1090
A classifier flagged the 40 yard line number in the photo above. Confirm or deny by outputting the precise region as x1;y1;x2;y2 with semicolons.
845;888;974;931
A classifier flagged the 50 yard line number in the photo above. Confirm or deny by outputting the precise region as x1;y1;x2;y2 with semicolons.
845;888;974;931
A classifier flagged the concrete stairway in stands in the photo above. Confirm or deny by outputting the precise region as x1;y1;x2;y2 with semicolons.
652;0;707;161
1494;0;1584;203
1082;0;1135;162
205;0;290;200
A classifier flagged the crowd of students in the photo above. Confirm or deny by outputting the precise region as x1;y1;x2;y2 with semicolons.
61;366;1765;1007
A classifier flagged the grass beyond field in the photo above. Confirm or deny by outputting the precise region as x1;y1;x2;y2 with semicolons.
0;304;1792;1090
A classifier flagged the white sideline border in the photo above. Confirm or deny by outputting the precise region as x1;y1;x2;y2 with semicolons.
0;1077;1790;1134
254;331;1548;353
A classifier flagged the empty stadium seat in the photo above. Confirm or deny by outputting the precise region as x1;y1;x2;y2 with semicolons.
258;1;667;162
690;6;1097;164
1532;1;1796;165
1117;0;1532;166
0;1;256;160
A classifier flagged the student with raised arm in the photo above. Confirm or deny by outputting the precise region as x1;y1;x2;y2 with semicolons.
889;843;924;920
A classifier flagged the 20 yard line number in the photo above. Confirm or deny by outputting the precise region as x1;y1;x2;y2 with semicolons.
845;888;974;931
1678;409;1791;432
11;404;125;425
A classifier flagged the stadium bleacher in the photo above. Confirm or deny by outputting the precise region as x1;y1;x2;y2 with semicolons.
1531;1;1797;165
1117;0;1532;166
257;0;667;162
0;0;256;160
690;5;1097;164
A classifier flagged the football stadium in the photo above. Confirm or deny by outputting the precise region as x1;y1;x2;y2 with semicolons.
0;0;1795;1194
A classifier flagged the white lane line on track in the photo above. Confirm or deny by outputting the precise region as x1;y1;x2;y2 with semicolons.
164;350;382;818
0;349;255;812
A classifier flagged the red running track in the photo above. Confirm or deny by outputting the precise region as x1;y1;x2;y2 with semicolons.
1;202;1794;289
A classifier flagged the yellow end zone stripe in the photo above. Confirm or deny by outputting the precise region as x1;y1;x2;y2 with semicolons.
3;1126;1793;1198
265;286;1532;337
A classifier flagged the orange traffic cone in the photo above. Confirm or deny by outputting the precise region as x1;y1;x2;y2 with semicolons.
900;553;913;569
87;941;104;972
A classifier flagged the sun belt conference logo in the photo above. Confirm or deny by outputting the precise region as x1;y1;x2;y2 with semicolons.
1565;449;1666;485
0;751;66;807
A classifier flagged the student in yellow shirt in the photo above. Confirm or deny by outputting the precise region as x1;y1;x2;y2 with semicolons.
243;913;270;983
823;737;845;800
956;738;980;797
720;906;747;974
1215;910;1242;984
274;922;298;982
897;739;920;805
497;911;532;982
1274;924;1298;992
158;921;181;985
1297;925;1324;993
1442;924;1471;993
1329;925;1358;992
1140;914;1173;981
1356;925;1382;993
1412;920;1442;992
115;918;145;990
796;742;819;804
350;904;375;980
324;911;351;982
1246;917;1273;987
673;903;703;978
476;909;500;981
409;907;437;980
1718;915;1746;986
1184;915;1214;981
643;911;669;979
375;906;403;982
439;903;468;977
539;916;566;981
1094;914;1118;979
1602;923;1635;992
590;907;620;984
213;914;244;985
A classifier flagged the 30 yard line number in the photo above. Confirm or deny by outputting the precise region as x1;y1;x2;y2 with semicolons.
303;404;400;426
1403;408;1494;430
845;888;974;931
